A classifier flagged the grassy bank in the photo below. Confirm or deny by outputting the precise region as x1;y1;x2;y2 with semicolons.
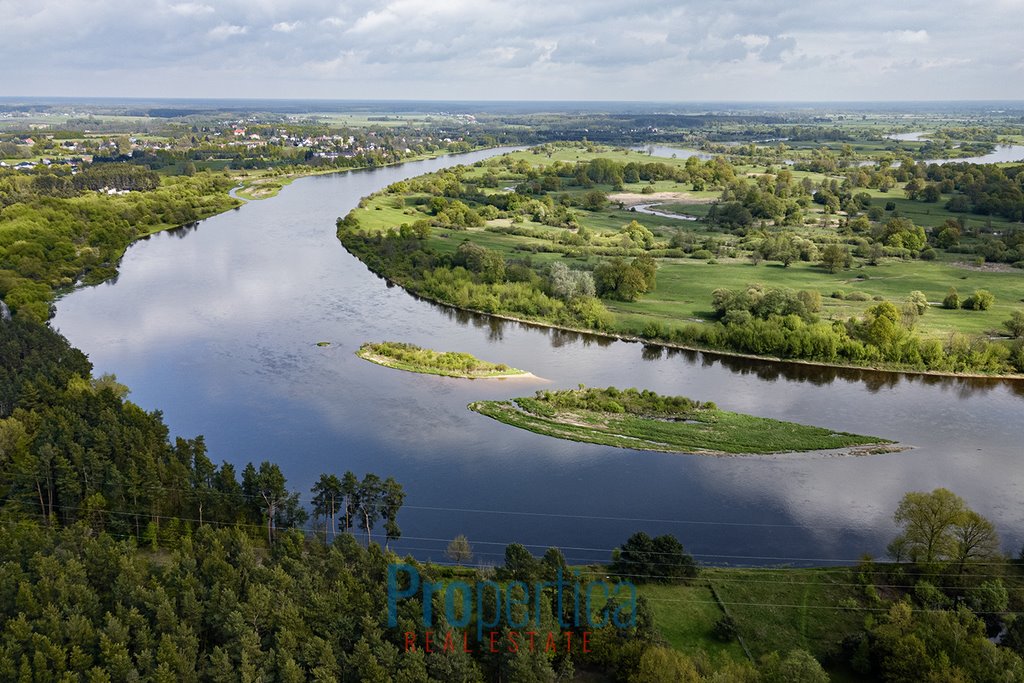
469;387;890;455
357;341;529;378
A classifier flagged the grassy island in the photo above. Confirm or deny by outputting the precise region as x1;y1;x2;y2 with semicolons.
356;341;530;378
470;386;892;454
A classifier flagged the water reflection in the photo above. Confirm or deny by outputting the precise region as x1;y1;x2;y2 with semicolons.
51;148;1024;566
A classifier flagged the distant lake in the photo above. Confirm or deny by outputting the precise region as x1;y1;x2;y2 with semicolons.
884;132;1024;164
886;132;930;142
631;145;714;160
52;149;1024;567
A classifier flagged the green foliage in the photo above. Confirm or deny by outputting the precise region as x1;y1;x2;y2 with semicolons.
342;149;1023;376
758;650;828;683
908;290;929;315
0;170;237;318
712;284;819;322
877;217;927;252
594;256;657;301
943;287;961;310
866;602;1024;682
962;289;995;311
1005;310;1024;338
887;489;1000;577
358;341;525;378
611;532;699;584
819;243;851;273
445;534;473;563
548;261;596;300
629;646;701;682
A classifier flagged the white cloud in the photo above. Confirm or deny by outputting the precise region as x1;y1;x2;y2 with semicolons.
207;24;248;40
0;0;1021;100
738;34;771;49
166;2;214;16
884;29;929;44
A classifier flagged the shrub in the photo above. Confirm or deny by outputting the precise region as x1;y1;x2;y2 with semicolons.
1004;310;1024;339
943;288;961;310
908;291;929;315
962;289;995;311
712;616;737;642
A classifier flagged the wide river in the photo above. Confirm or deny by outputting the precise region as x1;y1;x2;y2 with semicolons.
52;149;1024;567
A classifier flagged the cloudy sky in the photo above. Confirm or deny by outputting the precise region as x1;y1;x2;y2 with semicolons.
3;0;1022;101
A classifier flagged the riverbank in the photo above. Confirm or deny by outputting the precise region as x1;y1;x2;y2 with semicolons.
230;146;503;202
42;146;501;315
357;265;1024;383
357;341;535;379
469;387;891;455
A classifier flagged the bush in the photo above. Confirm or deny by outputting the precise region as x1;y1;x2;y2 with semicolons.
712;615;737;642
943;288;961;310
962;289;995;311
908;291;929;315
1004;310;1024;338
846;291;872;301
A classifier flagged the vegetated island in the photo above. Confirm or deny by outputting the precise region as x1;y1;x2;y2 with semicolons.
356;341;534;379
470;386;896;455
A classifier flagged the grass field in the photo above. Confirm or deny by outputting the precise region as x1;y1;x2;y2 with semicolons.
469;395;889;455
637;582;748;661
354;155;1023;343
637;568;872;678
703;567;869;660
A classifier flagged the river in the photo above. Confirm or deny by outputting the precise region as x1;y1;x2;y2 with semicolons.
642;135;1024;166
51;149;1024;567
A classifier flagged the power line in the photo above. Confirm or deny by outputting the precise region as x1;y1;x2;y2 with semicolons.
3;497;1021;586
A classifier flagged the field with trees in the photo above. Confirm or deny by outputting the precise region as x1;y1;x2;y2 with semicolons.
339;142;1024;376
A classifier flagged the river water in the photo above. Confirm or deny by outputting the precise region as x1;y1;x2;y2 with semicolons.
51;149;1024;567
644;136;1024;166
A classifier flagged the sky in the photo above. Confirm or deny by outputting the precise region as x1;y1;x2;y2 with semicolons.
3;0;1023;102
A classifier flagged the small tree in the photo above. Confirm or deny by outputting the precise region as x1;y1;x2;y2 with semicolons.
445;534;474;564
381;477;405;550
942;287;960;310
311;474;343;542
888;488;1000;572
908;290;928;315
820;243;851;273
1005;310;1024;338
